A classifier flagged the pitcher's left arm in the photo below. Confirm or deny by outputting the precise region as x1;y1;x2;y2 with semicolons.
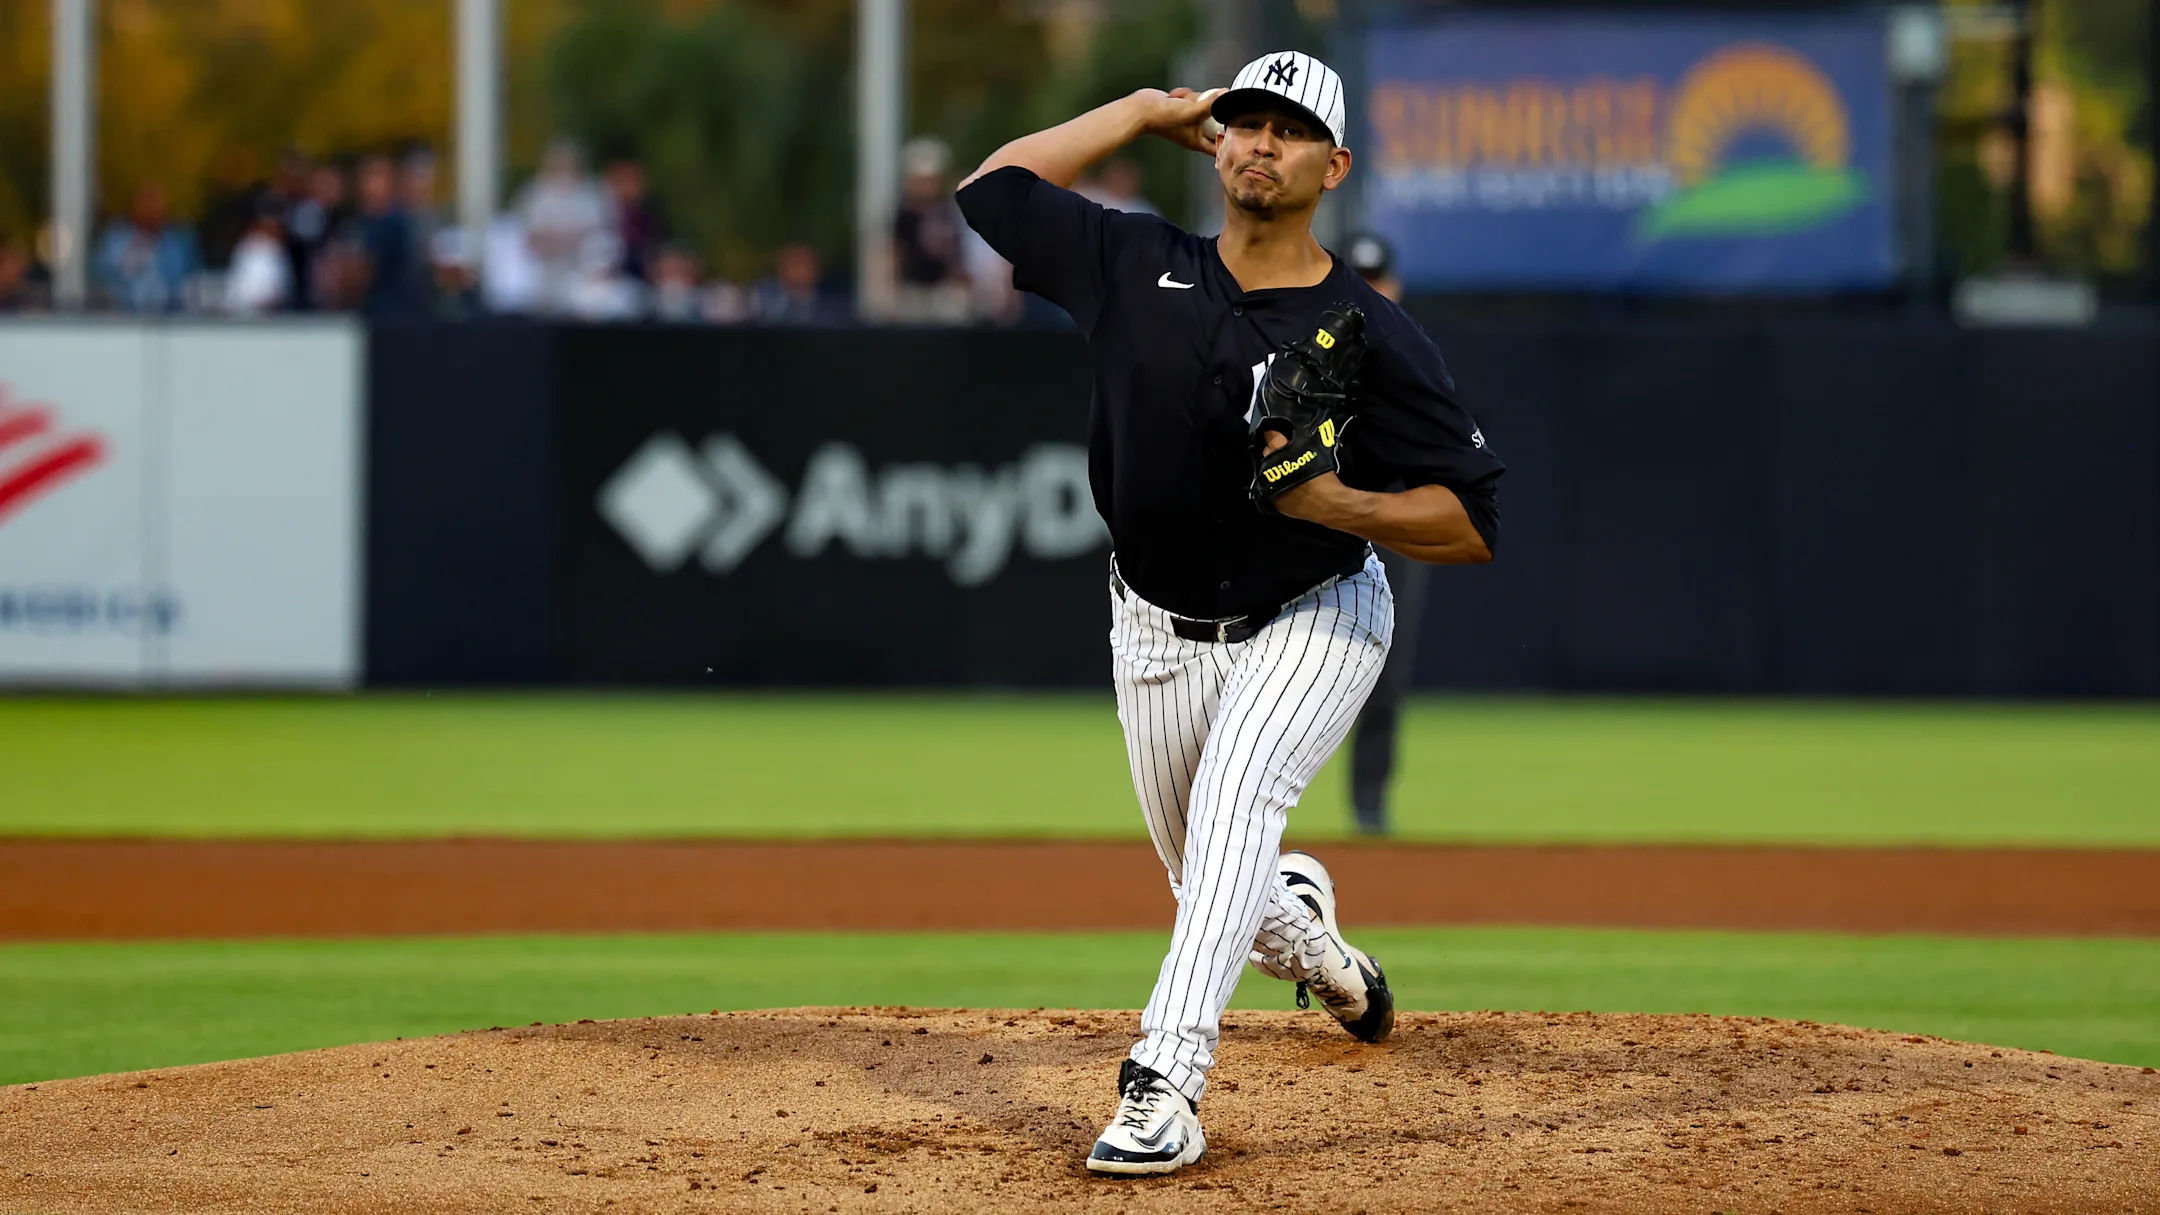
1268;319;1502;564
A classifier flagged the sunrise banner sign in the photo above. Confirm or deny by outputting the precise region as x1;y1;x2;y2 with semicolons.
1365;12;1895;291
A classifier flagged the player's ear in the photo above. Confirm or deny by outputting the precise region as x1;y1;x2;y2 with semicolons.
1322;146;1351;191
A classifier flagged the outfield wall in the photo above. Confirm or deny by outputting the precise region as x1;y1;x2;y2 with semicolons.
3;318;2153;695
0;321;364;688
1423;319;2160;696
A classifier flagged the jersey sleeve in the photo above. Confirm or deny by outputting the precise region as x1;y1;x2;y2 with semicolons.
955;166;1153;333
1350;324;1506;554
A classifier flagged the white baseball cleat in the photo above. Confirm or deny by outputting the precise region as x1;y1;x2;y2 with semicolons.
1279;850;1396;1044
1085;1060;1207;1176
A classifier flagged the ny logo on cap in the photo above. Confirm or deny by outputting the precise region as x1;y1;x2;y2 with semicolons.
1265;56;1299;87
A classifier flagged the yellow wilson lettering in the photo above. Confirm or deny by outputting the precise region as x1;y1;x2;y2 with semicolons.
1318;419;1336;448
1314;329;1336;349
1263;450;1318;482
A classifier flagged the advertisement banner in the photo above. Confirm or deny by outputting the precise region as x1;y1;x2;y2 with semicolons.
557;327;1112;685
0;329;154;679
1365;12;1896;291
0;322;362;686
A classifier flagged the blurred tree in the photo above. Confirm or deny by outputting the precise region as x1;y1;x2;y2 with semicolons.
1935;0;2152;283
0;0;460;246
0;0;1205;279
914;0;1204;226
538;0;1202;280
2030;0;2152;276
0;3;50;247
541;0;852;282
0;0;597;249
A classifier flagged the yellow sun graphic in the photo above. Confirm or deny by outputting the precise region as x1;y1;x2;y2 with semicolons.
1666;45;1849;187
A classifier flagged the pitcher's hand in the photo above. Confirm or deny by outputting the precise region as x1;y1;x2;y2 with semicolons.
1132;87;1224;155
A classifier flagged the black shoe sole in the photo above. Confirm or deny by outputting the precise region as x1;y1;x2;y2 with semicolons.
1344;956;1395;1044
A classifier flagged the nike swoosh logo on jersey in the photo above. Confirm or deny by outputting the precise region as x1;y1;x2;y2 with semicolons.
1157;272;1194;289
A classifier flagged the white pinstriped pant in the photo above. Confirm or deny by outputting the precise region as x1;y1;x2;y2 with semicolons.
1109;552;1394;1104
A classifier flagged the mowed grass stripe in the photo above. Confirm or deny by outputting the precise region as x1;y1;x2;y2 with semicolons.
3;928;2157;1084
3;695;2157;845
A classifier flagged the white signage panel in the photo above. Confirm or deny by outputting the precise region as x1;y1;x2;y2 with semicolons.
0;327;155;681
161;325;362;684
0;321;362;687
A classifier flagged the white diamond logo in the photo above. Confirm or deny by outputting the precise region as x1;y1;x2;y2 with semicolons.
598;432;789;574
697;434;788;574
599;434;716;571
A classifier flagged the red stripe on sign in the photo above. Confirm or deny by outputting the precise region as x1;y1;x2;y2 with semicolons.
0;408;53;452
0;435;105;526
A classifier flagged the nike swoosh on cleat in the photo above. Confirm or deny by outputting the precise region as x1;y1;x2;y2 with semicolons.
1157;272;1194;289
1126;1107;1185;1150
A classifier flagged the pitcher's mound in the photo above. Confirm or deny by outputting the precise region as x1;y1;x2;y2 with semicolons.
3;1009;2155;1214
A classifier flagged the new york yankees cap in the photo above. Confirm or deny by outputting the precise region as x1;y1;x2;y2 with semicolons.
1213;51;1348;146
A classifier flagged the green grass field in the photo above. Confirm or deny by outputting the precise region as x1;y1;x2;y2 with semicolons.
5;928;2157;1085
7;694;2154;1087
5;694;2157;844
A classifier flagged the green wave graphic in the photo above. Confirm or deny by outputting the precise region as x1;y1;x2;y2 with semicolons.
1639;161;1868;242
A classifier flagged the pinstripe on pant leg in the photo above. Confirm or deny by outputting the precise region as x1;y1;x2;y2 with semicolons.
1110;575;1221;885
1128;556;1393;1103
1112;581;1335;940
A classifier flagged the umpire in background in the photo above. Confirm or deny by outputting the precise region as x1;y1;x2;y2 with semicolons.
1343;233;1423;836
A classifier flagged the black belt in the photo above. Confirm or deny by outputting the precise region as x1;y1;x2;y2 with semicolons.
1170;613;1273;644
1111;551;1366;645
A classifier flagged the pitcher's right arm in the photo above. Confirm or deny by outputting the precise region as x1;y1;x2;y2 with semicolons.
959;89;1220;191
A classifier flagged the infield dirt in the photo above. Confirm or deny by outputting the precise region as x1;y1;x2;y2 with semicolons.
7;839;2160;938
4;1008;2155;1215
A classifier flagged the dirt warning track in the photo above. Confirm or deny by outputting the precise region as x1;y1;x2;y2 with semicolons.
3;1009;2156;1214
4;839;2158;940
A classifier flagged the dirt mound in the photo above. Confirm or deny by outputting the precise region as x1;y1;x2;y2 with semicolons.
3;1009;2154;1214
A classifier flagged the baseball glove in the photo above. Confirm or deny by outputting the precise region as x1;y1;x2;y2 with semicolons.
1249;303;1368;513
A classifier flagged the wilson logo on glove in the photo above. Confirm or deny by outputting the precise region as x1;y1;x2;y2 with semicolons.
1247;305;1367;513
1261;450;1318;483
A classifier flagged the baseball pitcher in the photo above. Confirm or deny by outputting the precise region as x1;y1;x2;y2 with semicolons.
956;50;1505;1176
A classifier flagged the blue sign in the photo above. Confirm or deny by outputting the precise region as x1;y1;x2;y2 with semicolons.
1363;13;1896;291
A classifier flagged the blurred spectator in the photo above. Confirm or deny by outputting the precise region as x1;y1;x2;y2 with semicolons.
752;241;841;324
962;227;1021;326
517;139;612;314
0;239;31;311
273;146;312;205
647;242;704;322
1345;232;1402;303
604;157;667;283
195;179;267;274
891;137;970;322
1078;158;1159;216
427;227;484;320
222;195;292;315
562;231;641;321
702;279;751;324
1341;231;1418;837
481;213;542;314
356;154;422;318
401;148;445;278
93;183;199;313
285;161;349;310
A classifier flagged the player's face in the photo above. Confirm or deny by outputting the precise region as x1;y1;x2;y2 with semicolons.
1215;102;1351;218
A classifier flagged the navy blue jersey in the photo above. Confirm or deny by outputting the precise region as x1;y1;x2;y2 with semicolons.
958;166;1503;620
